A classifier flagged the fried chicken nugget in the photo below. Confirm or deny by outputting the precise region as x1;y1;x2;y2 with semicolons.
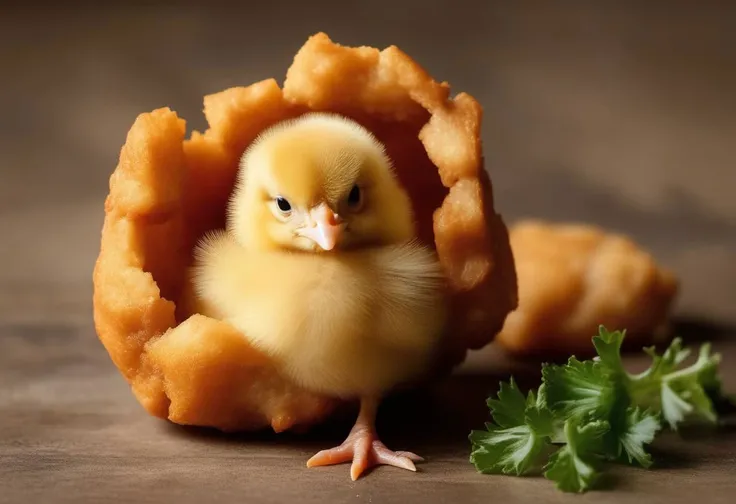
495;220;679;357
92;33;518;432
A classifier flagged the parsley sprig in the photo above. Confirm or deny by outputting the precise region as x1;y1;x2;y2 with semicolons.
469;326;729;493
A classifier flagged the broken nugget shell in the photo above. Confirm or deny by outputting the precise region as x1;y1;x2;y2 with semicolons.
92;33;518;432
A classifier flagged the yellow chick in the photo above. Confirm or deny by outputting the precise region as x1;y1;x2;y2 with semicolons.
190;112;448;480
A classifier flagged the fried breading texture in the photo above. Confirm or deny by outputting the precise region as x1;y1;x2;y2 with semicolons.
92;33;517;432
495;220;679;356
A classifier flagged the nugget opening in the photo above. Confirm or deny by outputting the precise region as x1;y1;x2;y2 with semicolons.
93;32;517;433
181;118;448;319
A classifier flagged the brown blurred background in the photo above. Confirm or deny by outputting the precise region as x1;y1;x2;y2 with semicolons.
1;0;734;325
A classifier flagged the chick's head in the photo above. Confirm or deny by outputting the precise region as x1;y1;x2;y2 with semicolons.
228;113;416;252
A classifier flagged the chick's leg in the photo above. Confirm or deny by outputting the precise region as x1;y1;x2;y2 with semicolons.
306;396;423;480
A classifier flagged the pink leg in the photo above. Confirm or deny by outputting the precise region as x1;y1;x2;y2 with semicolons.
306;397;424;480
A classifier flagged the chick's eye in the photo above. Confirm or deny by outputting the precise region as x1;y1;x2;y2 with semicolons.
276;197;292;213
347;185;362;209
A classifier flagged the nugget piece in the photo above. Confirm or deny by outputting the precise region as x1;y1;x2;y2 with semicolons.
495;220;679;356
92;33;517;432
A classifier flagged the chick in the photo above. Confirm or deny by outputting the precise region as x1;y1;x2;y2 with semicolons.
190;112;448;480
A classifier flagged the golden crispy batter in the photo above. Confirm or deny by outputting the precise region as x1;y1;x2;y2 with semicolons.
495;220;679;357
92;32;517;432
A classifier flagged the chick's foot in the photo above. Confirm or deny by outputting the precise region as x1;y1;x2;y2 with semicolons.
306;397;423;480
306;426;423;480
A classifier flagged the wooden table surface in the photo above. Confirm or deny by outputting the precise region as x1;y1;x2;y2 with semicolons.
1;1;735;503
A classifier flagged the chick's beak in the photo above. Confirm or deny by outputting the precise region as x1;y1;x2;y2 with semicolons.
303;203;345;251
